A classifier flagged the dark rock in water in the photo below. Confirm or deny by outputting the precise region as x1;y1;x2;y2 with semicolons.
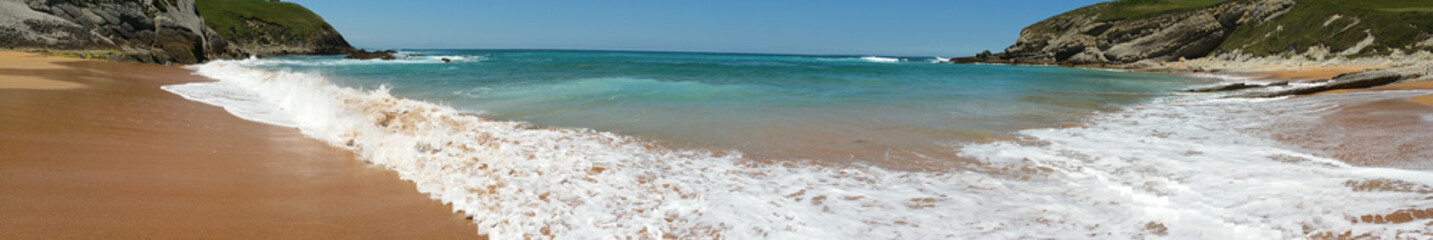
1245;70;1420;98
441;58;452;63
345;49;397;60
1182;83;1261;92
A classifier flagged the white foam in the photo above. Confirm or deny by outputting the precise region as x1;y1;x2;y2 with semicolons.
162;82;297;127
860;56;901;63
167;60;1433;239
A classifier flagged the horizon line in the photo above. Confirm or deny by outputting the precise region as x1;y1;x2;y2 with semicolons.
354;47;976;59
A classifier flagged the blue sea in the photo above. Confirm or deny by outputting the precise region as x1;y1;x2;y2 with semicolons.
212;50;1202;168
164;50;1433;238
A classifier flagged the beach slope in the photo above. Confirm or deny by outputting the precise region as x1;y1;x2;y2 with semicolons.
0;52;479;239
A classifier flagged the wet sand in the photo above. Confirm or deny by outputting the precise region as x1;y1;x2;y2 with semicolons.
0;52;84;89
1320;80;1433;107
0;52;481;239
1271;97;1433;170
1238;65;1433;170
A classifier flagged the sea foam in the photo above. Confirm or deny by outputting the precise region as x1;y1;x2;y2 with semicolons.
166;58;1433;239
860;56;901;63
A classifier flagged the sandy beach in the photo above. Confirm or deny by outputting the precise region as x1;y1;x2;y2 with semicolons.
1217;64;1433;170
0;52;480;239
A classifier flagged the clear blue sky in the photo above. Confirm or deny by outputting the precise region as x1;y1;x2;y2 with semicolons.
286;0;1107;56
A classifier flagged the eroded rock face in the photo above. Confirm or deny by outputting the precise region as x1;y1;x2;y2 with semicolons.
996;0;1296;65
1;0;243;64
1;0;355;64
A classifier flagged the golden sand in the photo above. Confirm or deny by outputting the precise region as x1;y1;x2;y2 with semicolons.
0;51;481;239
1316;80;1433;106
0;51;86;89
1232;65;1433;170
1410;95;1433;106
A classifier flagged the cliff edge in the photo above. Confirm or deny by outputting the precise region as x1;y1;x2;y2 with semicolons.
960;0;1433;66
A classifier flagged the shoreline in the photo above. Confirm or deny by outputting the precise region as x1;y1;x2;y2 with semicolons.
1138;60;1433;170
0;52;481;239
8;49;1433;237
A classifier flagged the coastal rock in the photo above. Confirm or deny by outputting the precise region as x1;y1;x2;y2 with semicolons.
975;50;993;59
1182;83;1262;93
1244;69;1421;98
0;0;242;64
973;0;1307;65
0;0;353;63
344;49;397;60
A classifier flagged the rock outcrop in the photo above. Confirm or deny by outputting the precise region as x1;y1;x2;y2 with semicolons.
958;0;1433;66
343;49;395;60
0;0;355;64
1;0;243;64
1172;65;1425;98
959;0;1296;65
1244;69;1423;98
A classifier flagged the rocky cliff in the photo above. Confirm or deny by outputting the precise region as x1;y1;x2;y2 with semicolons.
0;0;353;64
961;0;1433;66
1;0;239;63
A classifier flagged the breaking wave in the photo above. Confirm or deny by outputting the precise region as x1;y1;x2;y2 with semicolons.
860;56;901;63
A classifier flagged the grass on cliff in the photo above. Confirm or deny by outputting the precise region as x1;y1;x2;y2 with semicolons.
1095;0;1227;21
1027;0;1227;35
195;0;331;42
1219;0;1433;56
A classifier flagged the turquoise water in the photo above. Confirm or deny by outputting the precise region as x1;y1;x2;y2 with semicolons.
172;50;1433;238
248;50;1209;167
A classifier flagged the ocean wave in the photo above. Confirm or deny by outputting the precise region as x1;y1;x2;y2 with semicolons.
167;60;1433;239
810;56;903;64
860;56;901;63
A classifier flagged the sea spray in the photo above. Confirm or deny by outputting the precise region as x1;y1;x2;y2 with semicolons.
167;58;1433;239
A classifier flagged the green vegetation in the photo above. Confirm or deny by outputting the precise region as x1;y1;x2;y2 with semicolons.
40;50;121;60
195;0;331;43
1218;0;1433;56
1094;0;1227;21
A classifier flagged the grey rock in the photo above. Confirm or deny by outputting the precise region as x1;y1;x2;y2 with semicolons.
74;8;103;25
1066;47;1108;64
1244;69;1420;98
1182;83;1262;92
993;0;1296;65
0;0;337;63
